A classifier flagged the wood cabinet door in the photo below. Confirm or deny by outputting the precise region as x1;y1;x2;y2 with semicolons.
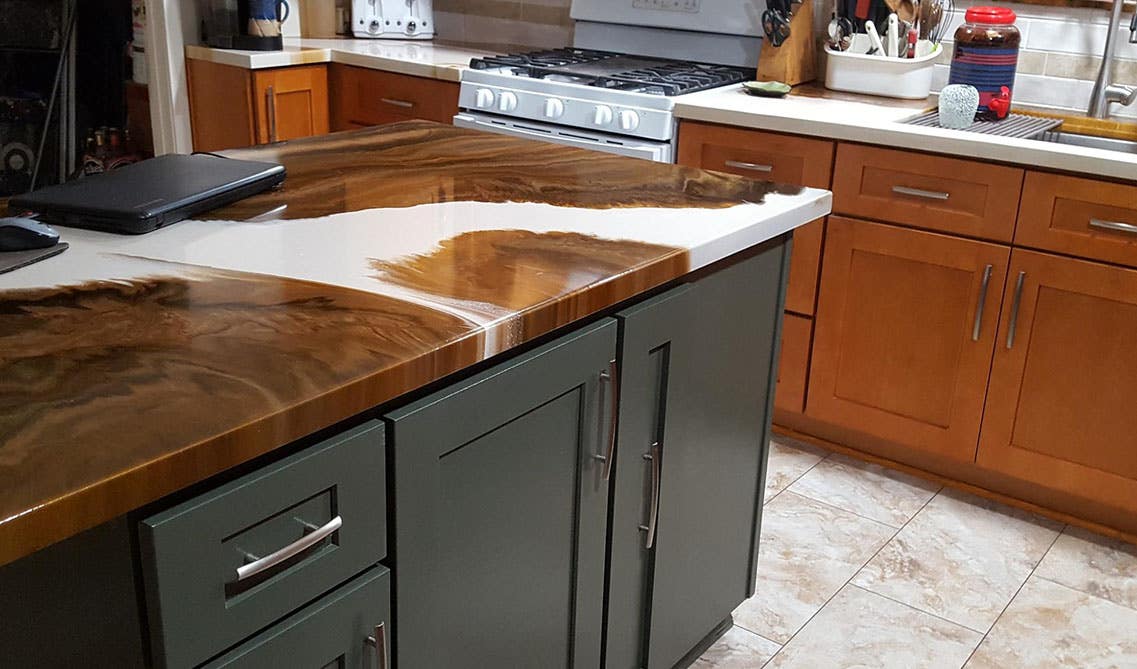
807;217;1010;461
187;59;257;152
776;314;812;414
607;241;787;669
253;65;330;144
385;320;616;669
979;250;1137;513
677;121;834;316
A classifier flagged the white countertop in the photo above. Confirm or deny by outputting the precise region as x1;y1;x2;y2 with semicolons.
674;87;1137;183
185;38;489;81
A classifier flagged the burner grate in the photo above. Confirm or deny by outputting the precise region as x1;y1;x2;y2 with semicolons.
470;48;621;71
597;63;750;95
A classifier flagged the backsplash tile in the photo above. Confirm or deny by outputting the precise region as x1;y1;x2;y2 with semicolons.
433;0;573;48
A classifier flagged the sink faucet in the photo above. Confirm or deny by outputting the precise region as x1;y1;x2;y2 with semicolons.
1088;0;1137;118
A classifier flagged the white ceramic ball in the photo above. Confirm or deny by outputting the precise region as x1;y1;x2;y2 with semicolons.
939;85;980;129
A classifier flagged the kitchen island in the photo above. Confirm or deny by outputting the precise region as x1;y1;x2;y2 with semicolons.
0;122;830;668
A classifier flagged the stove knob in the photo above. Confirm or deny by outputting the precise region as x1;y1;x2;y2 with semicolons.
593;105;614;126
618;110;640;131
475;88;495;109
498;91;519;112
369;19;382;34
544;98;565;119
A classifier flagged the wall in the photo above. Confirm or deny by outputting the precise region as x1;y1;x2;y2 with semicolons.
930;0;1137;120
433;0;574;49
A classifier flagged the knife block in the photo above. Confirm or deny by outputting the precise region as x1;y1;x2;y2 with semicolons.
756;1;817;86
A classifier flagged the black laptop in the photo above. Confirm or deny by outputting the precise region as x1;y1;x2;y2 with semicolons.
10;153;286;234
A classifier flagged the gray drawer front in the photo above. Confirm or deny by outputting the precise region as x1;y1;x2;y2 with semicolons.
140;420;386;669
202;566;391;669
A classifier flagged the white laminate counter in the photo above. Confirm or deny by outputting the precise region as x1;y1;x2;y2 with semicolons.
185;38;489;81
674;86;1137;183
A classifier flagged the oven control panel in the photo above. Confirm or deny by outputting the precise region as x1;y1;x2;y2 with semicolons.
631;0;700;12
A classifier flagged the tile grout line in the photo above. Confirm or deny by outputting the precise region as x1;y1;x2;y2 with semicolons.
958;526;1066;669
757;483;944;668
847;583;987;635
1033;573;1137;614
780;488;906;531
762;445;831;509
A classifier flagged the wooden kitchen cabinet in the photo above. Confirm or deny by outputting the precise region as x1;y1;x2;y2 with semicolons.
187;60;329;152
606;242;785;669
330;64;459;130
978;249;1137;516
385;320;616;669
678;121;834;316
808;217;1010;462
832;143;1024;242
776;314;812;414
1016;171;1137;269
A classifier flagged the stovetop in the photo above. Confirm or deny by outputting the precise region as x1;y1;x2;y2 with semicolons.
469;48;752;97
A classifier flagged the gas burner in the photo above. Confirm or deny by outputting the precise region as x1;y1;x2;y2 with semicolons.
469;48;752;97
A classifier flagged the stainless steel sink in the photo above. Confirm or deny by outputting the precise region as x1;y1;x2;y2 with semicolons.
1044;132;1137;155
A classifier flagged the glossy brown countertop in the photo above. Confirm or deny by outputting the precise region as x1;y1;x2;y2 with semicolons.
0;121;831;566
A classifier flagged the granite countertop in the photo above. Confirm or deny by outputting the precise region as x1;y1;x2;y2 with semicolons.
0;121;831;566
184;38;491;81
674;85;1137;183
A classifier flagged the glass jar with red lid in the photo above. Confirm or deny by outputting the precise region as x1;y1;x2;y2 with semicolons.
948;6;1020;121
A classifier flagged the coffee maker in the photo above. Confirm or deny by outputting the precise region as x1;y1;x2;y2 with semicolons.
200;0;290;51
352;0;434;39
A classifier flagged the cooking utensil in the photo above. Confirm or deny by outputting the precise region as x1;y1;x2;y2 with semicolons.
865;20;886;55
884;0;917;22
887;13;900;56
763;0;792;47
827;0;855;50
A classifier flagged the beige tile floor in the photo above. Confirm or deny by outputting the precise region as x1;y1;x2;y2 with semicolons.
695;435;1137;669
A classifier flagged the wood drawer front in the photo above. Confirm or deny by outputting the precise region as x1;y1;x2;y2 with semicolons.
677;122;834;315
1017;171;1137;268
807;217;1010;462
979;250;1137;512
833;143;1023;242
140;421;386;669
775;314;812;414
202;567;390;668
331;64;459;129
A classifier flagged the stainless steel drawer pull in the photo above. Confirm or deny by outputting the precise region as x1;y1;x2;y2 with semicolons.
366;622;388;669
1089;218;1137;235
724;159;774;173
892;185;950;201
381;98;416;109
638;442;662;549
1006;271;1026;350
593;360;619;481
266;85;278;143
235;515;342;582
972;264;993;342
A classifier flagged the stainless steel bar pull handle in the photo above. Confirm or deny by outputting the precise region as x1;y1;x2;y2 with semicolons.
972;264;993;342
266;86;278;143
235;515;342;582
724;159;774;173
638;441;662;549
892;185;950;201
1089;218;1137;235
381;98;416;109
1006;271;1026;350
365;622;388;669
593;360;618;481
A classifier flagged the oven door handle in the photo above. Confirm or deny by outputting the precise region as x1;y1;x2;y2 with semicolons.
453;113;670;162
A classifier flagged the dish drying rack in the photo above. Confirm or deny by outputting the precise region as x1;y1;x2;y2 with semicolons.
904;111;1064;139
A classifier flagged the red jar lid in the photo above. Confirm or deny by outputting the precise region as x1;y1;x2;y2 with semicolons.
965;6;1017;24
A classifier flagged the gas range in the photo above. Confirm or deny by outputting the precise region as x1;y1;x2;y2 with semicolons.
453;1;761;163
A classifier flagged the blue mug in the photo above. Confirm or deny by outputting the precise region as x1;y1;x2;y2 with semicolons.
248;0;289;22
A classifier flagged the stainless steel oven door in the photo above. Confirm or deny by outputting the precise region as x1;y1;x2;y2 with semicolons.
453;112;673;163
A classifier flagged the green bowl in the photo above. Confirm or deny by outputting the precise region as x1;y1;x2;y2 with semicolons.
742;81;792;98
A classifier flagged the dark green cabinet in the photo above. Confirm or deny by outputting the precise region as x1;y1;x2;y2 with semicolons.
385;319;618;669
606;241;789;669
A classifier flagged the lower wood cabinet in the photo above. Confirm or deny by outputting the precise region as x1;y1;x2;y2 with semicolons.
330;64;460;130
606;242;786;669
253;65;330;145
978;249;1137;514
808;217;1010;462
385;319;616;669
775;314;812;415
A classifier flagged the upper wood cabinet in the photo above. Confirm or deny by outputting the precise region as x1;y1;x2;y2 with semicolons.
252;66;330;145
832;144;1024;242
1016;171;1137;269
187;60;329;152
807;217;1010;462
979;249;1137;515
677;121;834;316
329;64;459;130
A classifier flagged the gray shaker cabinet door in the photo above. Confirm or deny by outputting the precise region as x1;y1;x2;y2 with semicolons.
385;319;617;669
610;240;790;669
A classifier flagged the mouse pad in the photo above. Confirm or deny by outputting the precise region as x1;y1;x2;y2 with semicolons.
0;242;69;275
